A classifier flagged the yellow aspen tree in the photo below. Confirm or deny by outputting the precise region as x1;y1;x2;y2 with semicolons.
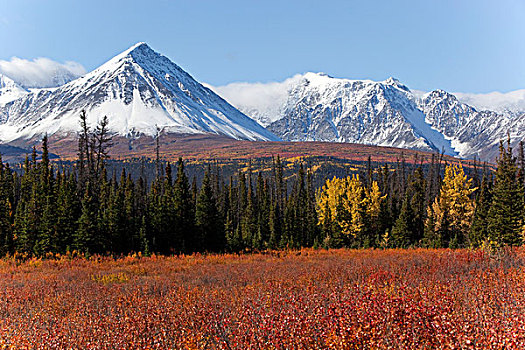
365;181;385;222
317;175;369;239
364;180;386;246
426;164;476;247
341;175;366;237
316;176;345;228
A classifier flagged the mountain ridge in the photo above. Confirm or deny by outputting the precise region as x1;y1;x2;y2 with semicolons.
0;43;279;143
0;74;28;105
211;72;525;161
0;43;523;162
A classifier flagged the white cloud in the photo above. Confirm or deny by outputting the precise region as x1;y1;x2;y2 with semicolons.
205;74;305;126
0;57;86;88
454;90;525;115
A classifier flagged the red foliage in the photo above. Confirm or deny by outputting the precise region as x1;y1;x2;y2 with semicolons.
0;248;523;349
46;133;480;166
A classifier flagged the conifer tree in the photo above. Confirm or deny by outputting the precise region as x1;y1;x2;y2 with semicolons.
173;158;194;253
241;171;257;248
147;177;164;252
75;182;103;254
408;168;427;244
255;173;270;249
225;177;241;251
391;194;414;248
123;173;137;252
268;201;282;249
469;175;492;247
0;155;13;255
103;170;126;253
392;168;426;247
55;172;79;253
305;170;320;246
34;136;57;255
195;170;223;252
487;140;524;246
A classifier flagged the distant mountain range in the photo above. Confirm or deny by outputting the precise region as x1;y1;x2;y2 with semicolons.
0;43;523;161
211;73;525;161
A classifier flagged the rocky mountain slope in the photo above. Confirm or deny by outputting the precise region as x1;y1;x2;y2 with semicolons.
213;73;525;160
1;42;522;161
0;43;279;143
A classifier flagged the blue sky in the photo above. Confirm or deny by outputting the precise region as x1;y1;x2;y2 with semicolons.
0;0;524;92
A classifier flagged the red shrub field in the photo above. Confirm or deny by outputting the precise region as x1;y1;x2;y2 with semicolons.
0;248;524;349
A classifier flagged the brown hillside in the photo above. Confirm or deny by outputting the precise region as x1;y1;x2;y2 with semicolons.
37;133;486;168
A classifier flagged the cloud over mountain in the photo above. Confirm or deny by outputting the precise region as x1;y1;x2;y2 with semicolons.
0;57;86;88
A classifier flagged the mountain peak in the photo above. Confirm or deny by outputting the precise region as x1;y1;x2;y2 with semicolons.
383;77;410;92
0;74;29;105
104;42;157;66
0;43;278;142
426;89;457;100
115;42;152;57
301;72;333;81
125;42;155;58
84;41;190;88
384;77;399;84
129;41;148;50
0;74;21;89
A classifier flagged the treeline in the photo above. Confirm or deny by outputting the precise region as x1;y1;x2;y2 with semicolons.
317;139;525;250
0;117;523;256
0;140;320;256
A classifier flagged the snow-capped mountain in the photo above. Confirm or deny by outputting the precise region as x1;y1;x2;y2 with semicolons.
0;43;278;142
214;73;456;154
0;75;28;106
418;89;525;160
1;42;522;161
212;73;525;160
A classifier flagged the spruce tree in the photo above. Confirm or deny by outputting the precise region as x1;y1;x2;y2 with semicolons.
469;176;492;247
390;195;413;248
195;171;223;252
268;201;282;249
75;182;103;254
487;140;524;246
0;156;13;255
55;172;79;253
173;158;194;253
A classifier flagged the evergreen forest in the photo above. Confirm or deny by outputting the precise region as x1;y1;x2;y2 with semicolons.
0;113;524;257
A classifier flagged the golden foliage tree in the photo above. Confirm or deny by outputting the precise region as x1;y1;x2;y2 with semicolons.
317;175;385;244
365;181;384;224
425;164;476;247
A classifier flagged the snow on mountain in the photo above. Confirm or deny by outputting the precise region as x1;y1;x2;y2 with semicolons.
213;73;456;155
1;42;523;161
0;43;278;143
418;89;477;138
418;89;523;160
0;74;28;106
211;73;525;160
